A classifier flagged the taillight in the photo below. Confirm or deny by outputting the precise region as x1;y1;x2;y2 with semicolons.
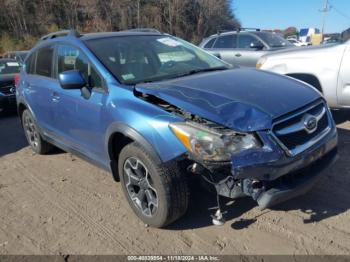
14;74;20;87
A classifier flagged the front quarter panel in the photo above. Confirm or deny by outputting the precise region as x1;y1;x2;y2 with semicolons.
105;85;188;163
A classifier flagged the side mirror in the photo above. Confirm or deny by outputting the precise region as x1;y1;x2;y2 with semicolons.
58;70;86;90
213;53;221;59
250;42;264;50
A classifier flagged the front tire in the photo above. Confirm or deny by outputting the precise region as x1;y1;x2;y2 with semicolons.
118;142;189;228
22;109;53;154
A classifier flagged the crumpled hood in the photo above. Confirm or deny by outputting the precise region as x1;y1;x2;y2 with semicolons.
135;69;320;132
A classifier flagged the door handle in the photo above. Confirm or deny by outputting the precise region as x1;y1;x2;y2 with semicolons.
52;91;60;102
235;53;242;57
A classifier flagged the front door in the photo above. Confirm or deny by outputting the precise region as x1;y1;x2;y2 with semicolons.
236;34;266;67
52;44;108;164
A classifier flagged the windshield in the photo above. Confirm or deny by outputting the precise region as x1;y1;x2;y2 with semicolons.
0;60;20;75
258;32;292;48
85;35;229;84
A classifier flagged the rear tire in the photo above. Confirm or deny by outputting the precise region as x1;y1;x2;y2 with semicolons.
118;142;189;228
22;109;53;154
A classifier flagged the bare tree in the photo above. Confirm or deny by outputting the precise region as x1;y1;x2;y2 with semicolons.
0;0;240;51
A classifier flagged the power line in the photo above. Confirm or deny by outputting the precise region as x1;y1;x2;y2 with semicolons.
320;0;350;34
330;2;350;21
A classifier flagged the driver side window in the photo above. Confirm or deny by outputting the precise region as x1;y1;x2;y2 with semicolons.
238;35;263;49
57;45;102;89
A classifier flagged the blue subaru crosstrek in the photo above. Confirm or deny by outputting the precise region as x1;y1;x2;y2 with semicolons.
17;29;338;227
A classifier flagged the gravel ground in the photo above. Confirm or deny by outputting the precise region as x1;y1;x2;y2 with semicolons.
0;110;350;255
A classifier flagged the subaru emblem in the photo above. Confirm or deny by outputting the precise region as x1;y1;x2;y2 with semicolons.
303;114;318;134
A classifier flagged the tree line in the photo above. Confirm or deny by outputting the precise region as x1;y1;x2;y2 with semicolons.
0;0;240;53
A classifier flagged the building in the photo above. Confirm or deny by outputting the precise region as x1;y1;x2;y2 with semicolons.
342;28;350;41
299;28;320;43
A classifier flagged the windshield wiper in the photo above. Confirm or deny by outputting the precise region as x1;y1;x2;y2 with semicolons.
175;66;228;78
135;66;228;85
271;44;289;48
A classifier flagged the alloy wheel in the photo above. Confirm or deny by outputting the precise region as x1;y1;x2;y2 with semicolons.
123;157;158;217
23;113;39;149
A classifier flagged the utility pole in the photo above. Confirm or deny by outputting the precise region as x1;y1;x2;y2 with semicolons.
320;0;331;36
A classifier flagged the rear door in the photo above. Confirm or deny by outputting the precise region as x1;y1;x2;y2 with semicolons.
337;43;350;106
211;34;238;66
51;44;107;163
23;45;56;132
236;34;266;67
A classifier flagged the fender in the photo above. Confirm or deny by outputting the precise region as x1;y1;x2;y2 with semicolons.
105;122;163;181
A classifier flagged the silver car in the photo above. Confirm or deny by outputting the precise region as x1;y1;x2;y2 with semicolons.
258;40;350;108
199;29;293;67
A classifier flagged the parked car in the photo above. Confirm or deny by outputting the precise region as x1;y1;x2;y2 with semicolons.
3;51;29;64
321;38;343;45
287;38;309;47
257;39;350;109
199;29;294;67
0;59;20;113
17;29;337;227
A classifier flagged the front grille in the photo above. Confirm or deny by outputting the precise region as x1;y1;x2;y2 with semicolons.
0;85;15;95
272;100;331;156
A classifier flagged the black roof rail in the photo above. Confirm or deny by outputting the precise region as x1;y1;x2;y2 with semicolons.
216;27;260;35
122;28;161;33
217;29;230;34
40;30;81;41
237;28;261;32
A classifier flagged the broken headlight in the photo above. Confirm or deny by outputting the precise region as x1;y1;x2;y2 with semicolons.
169;122;260;161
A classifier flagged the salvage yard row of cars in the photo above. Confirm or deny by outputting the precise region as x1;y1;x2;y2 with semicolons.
1;28;346;227
0;51;29;113
0;59;21;113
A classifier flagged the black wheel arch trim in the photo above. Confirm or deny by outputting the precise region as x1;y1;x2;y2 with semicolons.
105;123;163;181
17;101;42;130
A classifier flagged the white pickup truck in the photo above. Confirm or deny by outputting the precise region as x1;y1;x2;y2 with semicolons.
257;40;350;108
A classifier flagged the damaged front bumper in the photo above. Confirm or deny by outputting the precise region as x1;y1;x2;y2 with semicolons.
202;123;338;209
256;147;337;209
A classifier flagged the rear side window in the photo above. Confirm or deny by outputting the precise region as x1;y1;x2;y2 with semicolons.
203;38;216;48
36;46;54;77
25;53;36;74
57;45;102;88
213;35;237;49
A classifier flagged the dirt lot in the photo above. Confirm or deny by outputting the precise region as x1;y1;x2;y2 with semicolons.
0;110;350;255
